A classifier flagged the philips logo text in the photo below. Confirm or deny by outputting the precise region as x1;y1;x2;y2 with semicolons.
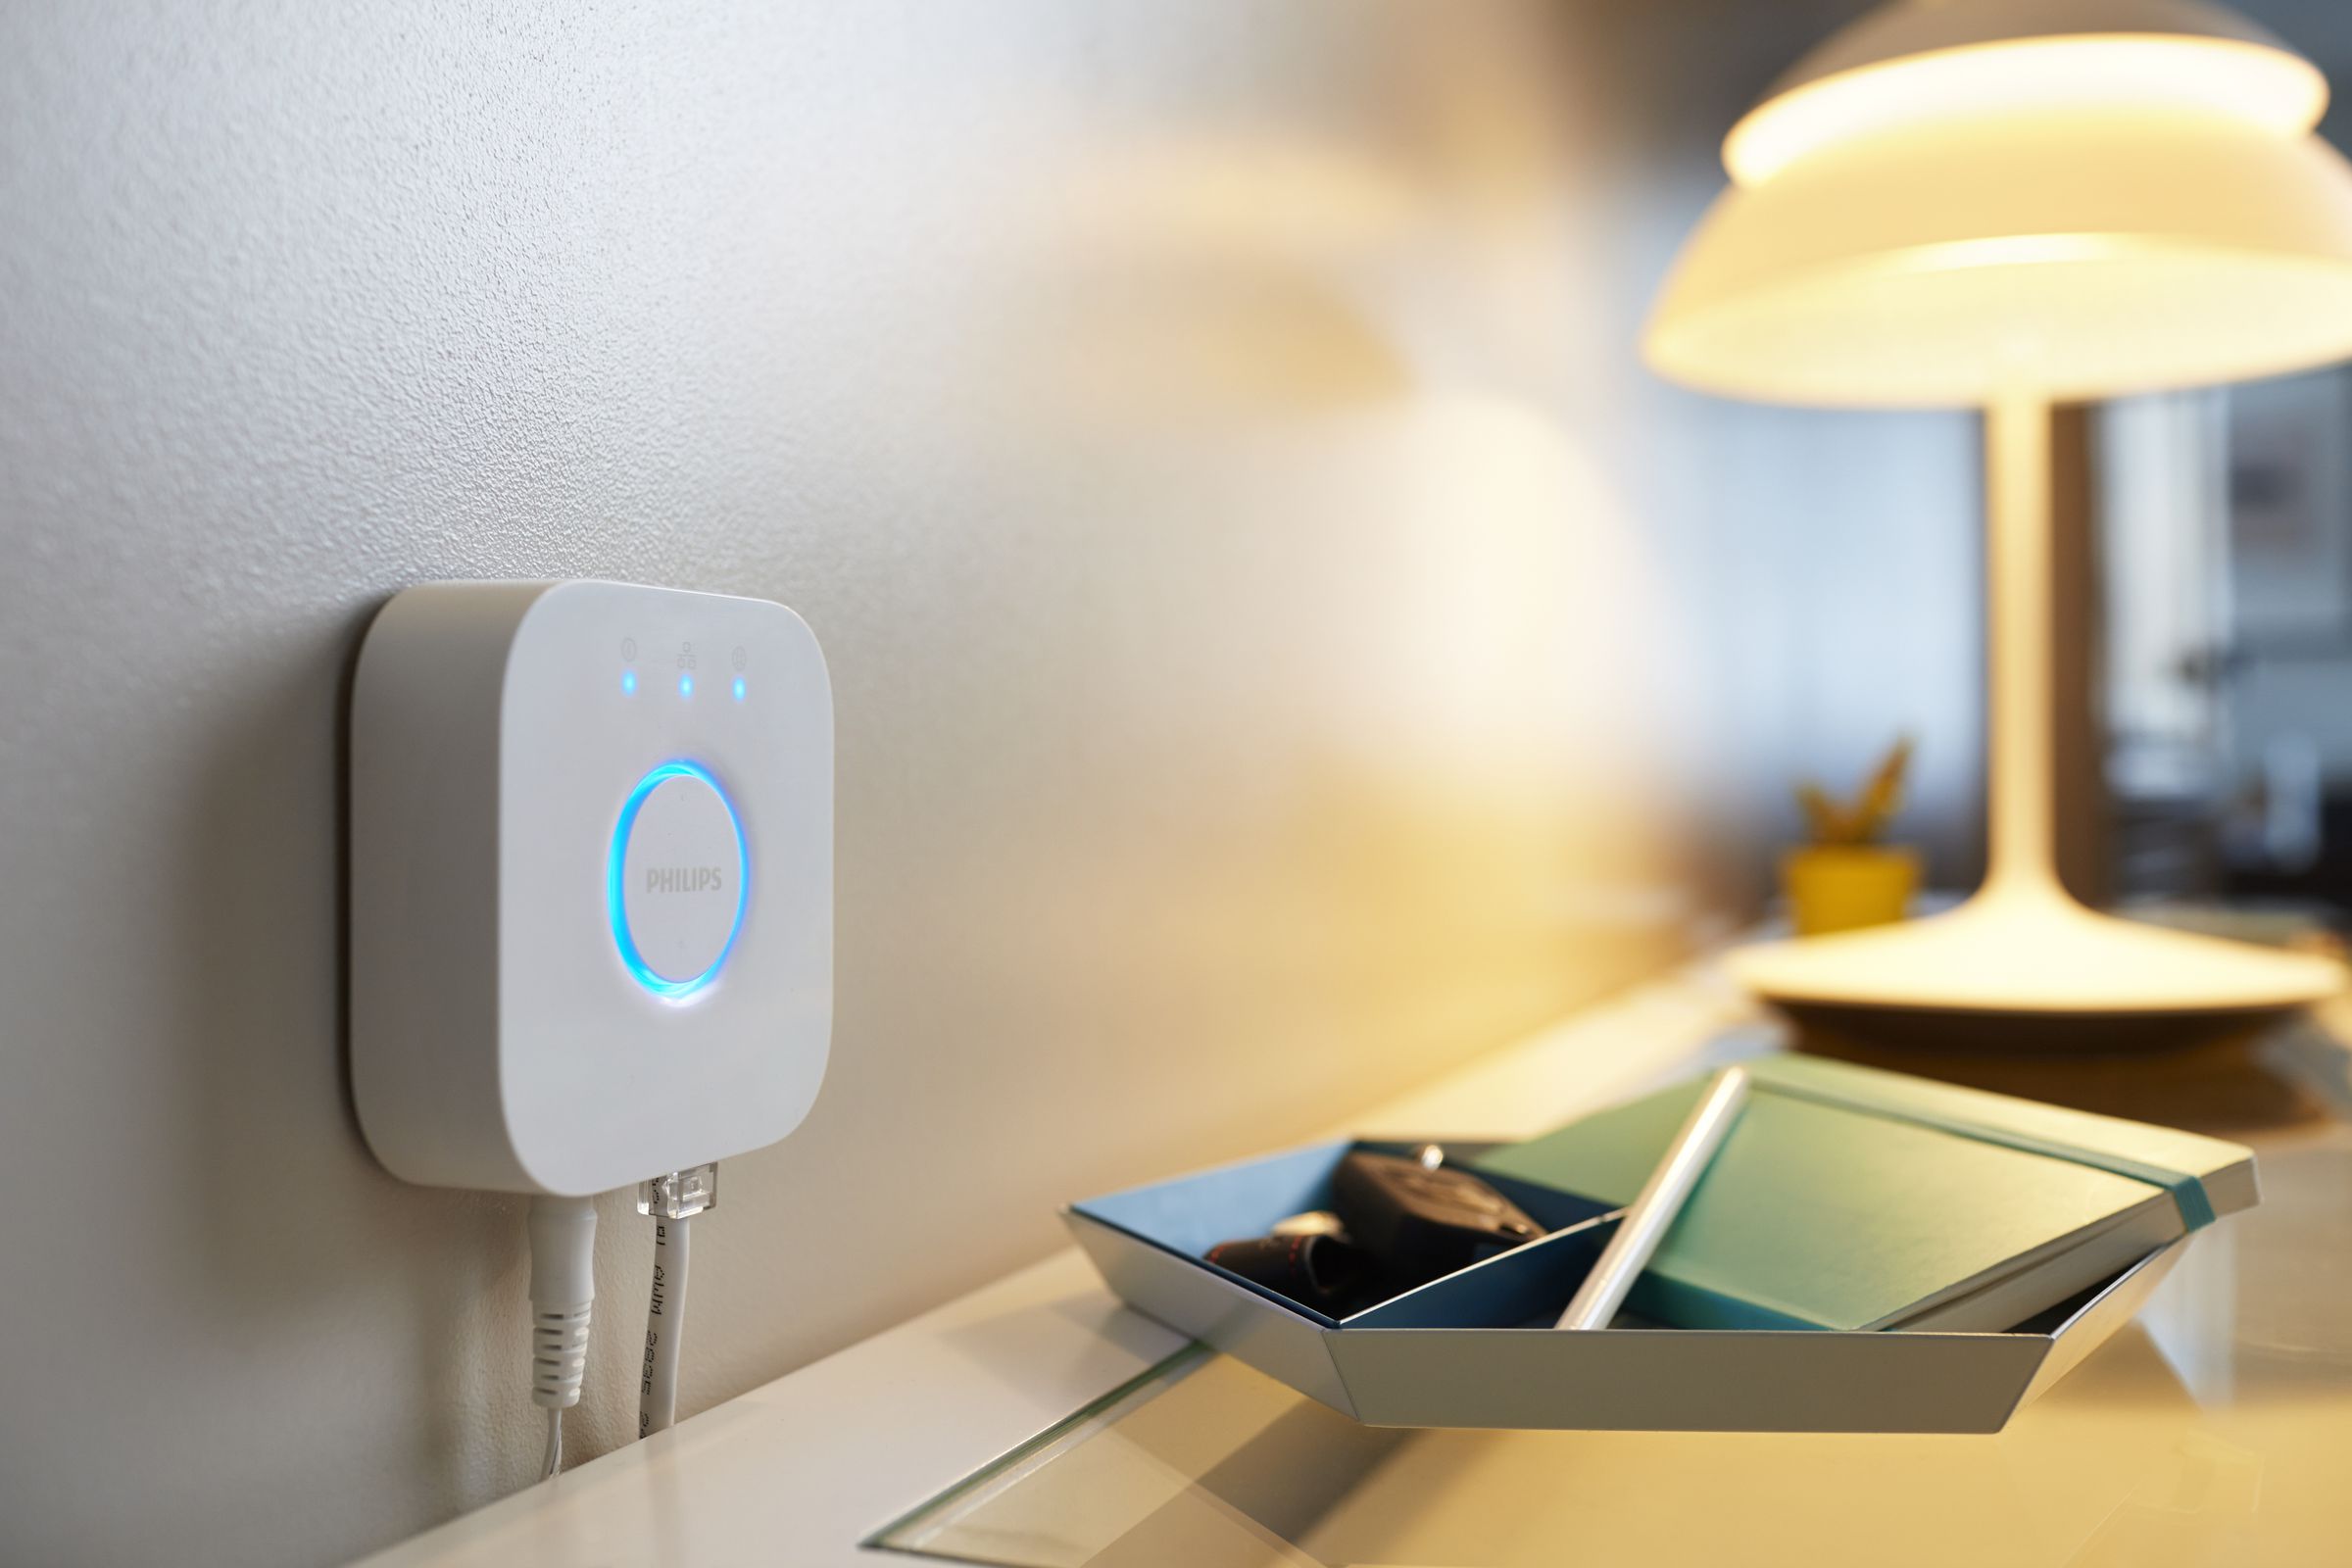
644;867;726;894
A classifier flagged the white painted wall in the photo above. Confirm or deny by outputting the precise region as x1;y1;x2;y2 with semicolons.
0;3;1980;1563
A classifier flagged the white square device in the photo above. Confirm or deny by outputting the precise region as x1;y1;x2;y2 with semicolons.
351;580;833;1195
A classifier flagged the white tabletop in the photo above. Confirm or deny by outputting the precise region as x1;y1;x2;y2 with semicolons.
354;965;1763;1566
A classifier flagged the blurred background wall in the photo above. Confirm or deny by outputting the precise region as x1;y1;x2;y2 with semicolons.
0;3;1994;1563
2088;4;2352;916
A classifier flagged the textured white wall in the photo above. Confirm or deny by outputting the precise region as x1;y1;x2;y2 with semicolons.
0;3;1978;1564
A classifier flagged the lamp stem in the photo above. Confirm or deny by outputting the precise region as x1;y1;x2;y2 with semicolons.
1982;392;2067;903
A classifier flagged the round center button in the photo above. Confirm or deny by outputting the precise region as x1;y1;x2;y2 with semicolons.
609;760;748;998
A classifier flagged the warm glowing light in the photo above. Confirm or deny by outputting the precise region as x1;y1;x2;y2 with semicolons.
1646;111;2352;407
1727;35;2326;185
1646;0;2352;1035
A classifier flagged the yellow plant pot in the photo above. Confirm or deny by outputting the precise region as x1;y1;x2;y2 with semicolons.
1782;845;1921;937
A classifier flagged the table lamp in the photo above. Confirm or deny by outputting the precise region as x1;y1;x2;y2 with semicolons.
1647;0;2352;1044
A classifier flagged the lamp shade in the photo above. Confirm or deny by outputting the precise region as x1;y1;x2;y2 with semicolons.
1723;0;2325;185
1645;0;2352;408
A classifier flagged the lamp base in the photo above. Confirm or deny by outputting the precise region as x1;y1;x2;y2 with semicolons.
1731;885;2343;1052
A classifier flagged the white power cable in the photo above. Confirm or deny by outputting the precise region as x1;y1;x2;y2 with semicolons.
635;1164;716;1440
525;1195;598;1480
515;1171;710;1482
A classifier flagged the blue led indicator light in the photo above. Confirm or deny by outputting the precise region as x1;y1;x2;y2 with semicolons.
678;672;694;699
620;669;637;696
607;760;750;1002
732;675;746;702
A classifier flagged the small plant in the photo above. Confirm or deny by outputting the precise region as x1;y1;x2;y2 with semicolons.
1797;736;1913;846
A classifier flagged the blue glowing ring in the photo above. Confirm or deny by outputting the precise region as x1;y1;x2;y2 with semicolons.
607;760;749;1000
